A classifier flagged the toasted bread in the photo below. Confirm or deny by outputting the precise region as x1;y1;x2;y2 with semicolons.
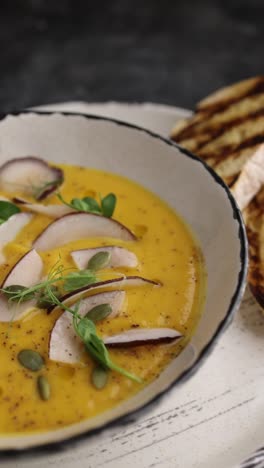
171;76;264;186
197;76;264;113
171;76;264;309
231;144;264;211
244;187;264;308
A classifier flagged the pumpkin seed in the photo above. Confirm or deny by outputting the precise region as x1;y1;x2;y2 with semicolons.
85;303;112;322
87;251;111;271
37;375;50;401
92;366;108;389
17;349;44;371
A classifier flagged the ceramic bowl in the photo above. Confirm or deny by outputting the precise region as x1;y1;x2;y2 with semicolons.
0;111;247;451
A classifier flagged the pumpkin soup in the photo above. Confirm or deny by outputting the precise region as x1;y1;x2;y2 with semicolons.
0;158;206;433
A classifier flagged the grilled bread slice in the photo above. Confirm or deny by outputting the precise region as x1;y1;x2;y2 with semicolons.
244;187;264;308
171;76;264;309
171;76;264;186
232;144;264;211
234;145;264;310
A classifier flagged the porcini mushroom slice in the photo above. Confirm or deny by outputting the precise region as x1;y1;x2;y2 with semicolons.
48;276;159;313
71;246;138;270
0;249;43;322
49;290;126;364
13;196;74;218
104;328;182;347
0;212;32;263
0;157;63;200
33;212;136;252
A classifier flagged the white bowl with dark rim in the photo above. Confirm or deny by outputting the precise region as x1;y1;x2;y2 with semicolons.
0;111;247;452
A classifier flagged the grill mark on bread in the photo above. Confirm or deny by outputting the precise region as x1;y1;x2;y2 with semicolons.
228;174;239;188
196;76;264;114
200;133;264;161
245;188;264;309
250;286;264;308
172;77;264;142
213;144;261;180
176;106;264;147
247;226;264;308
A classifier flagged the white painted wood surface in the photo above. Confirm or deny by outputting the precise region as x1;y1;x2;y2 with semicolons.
2;102;263;468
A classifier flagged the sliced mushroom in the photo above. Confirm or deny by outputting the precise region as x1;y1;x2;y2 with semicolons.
0;157;63;200
104;328;182;347
33;212;136;251
2;249;42;288
13;196;74;218
49;290;126;364
48;276;159;313
0;249;43;322
71;246;138;270
0;212;32;263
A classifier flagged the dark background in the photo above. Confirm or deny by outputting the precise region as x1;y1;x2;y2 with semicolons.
1;0;263;112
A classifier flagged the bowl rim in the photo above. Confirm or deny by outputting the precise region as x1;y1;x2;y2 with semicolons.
0;110;248;455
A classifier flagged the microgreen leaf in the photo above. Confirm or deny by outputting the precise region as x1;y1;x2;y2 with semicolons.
82;197;101;213
70;197;101;214
57;192;117;218
70;198;90;212
84;333;111;368
74;316;96;342
57;192;101;214
101;193;116;218
0;201;20;224
63;269;97;292
73;312;142;383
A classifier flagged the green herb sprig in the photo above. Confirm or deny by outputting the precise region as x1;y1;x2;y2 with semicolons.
44;279;141;384
2;261;97;305
57;192;117;218
2;250;109;305
1;259;141;384
73;313;141;383
63;269;97;292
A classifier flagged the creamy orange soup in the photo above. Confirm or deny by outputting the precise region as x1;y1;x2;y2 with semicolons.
0;163;205;433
